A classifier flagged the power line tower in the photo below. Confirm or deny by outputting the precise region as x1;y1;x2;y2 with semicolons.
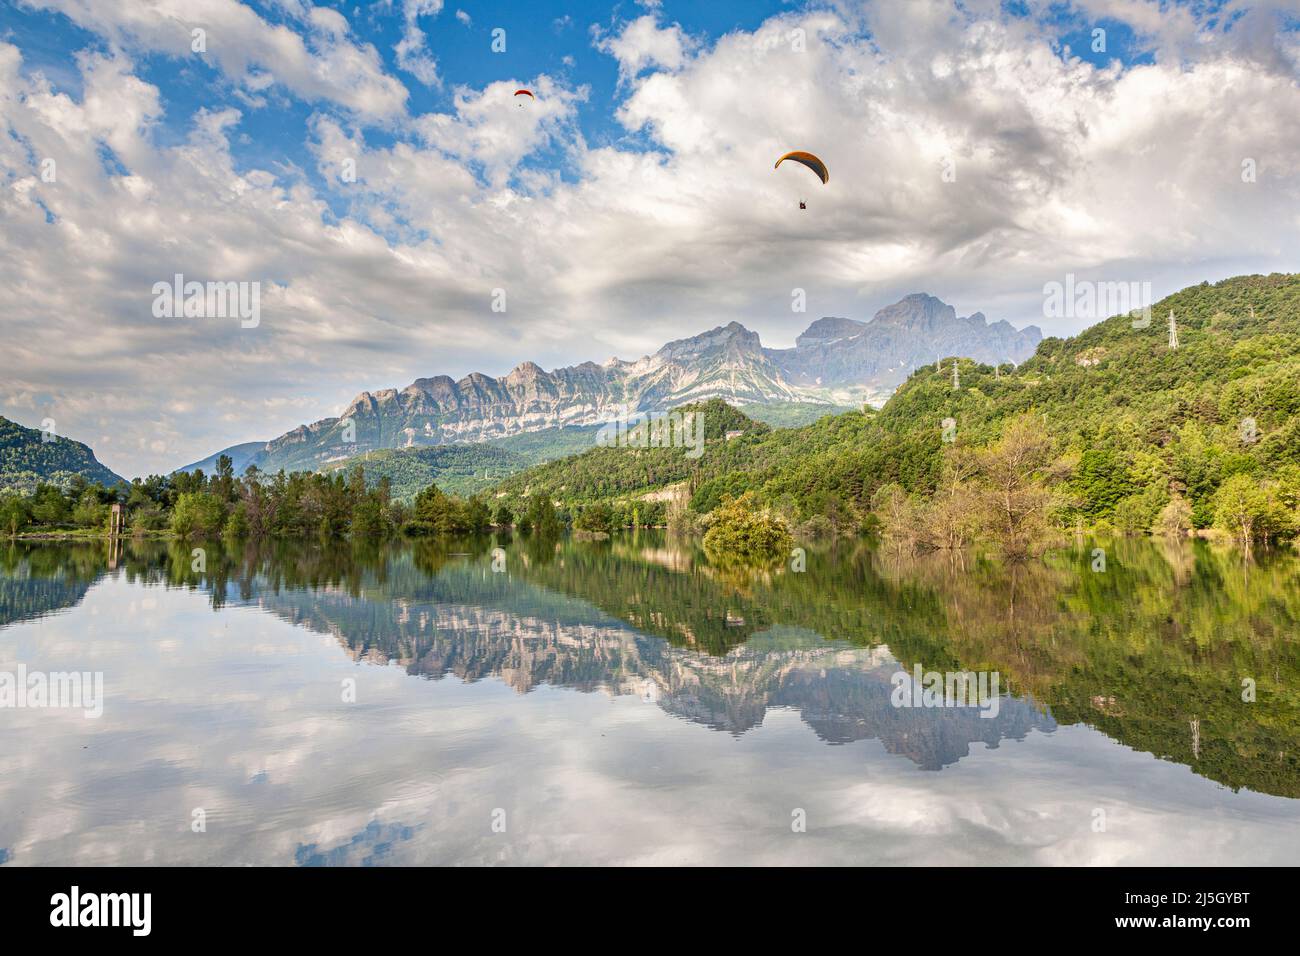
1168;310;1179;350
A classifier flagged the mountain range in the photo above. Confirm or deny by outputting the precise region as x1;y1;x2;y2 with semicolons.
491;272;1300;538
185;293;1040;476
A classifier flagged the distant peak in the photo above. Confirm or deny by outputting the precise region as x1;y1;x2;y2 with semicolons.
655;321;762;359
870;293;957;328
506;361;545;381
796;316;866;347
411;374;455;389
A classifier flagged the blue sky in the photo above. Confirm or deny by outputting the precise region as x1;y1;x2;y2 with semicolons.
1;0;1298;476
6;2;801;187
4;0;1206;203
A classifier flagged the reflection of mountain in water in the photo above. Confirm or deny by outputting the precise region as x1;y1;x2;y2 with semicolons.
3;535;1297;797
255;539;1300;796
758;636;1054;769
254;569;1055;771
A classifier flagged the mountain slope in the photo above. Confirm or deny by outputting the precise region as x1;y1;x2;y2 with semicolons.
488;273;1300;534
0;416;126;492
185;293;1039;475
176;441;267;476
317;424;604;501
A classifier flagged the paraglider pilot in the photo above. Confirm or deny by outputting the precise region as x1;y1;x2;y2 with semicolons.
774;151;827;212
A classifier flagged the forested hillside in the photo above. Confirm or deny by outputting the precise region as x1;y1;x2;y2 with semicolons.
0;416;125;492
321;424;604;500
489;273;1300;545
488;399;779;527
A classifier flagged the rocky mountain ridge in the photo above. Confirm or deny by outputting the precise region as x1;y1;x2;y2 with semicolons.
186;293;1041;475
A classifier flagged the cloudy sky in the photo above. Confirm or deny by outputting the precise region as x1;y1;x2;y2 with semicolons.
1;0;1298;478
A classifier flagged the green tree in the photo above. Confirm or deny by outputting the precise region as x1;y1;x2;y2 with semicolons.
408;483;469;536
213;454;236;503
1153;494;1193;537
574;501;615;533
1213;474;1270;548
702;493;792;563
1071;449;1133;522
72;490;108;529
524;493;561;536
350;495;385;537
29;484;69;526
0;494;31;537
464;496;492;534
222;502;250;539
170;492;226;538
1113;484;1167;535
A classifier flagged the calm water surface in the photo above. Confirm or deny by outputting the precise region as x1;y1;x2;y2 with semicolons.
1;533;1298;865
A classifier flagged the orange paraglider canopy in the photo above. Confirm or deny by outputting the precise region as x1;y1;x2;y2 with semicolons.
774;150;828;184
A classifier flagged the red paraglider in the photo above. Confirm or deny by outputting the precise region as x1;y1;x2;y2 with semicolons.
514;89;534;106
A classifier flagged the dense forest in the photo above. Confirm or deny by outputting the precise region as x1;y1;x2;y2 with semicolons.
736;401;856;428
318;423;604;501
0;452;573;543
0;416;124;492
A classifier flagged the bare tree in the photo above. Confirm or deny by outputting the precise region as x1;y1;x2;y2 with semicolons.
927;445;980;550
975;414;1055;559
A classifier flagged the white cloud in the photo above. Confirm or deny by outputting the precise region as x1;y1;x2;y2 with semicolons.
408;77;587;186
2;3;1299;477
23;0;410;120
593;15;695;81
393;0;444;86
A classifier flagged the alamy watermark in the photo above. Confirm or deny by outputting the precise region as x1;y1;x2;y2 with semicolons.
597;407;705;459
1;664;103;718
1043;274;1152;328
890;664;1001;718
50;886;150;936
152;273;260;328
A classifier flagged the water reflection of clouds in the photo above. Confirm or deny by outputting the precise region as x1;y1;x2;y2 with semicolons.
296;821;422;867
1;574;1299;865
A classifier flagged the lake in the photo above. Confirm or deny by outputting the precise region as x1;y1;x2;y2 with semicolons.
1;533;1298;865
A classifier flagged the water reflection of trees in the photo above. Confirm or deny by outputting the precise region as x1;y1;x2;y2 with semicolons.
514;536;1300;796
3;534;1298;796
868;540;1300;798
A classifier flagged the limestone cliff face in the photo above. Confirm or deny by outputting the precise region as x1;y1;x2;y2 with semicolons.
765;293;1042;403
213;294;1040;473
